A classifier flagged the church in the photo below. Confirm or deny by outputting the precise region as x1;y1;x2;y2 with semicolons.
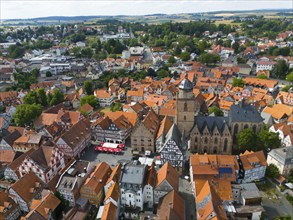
175;75;264;155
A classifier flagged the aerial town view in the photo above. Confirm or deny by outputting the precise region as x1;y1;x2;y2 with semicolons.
0;1;292;220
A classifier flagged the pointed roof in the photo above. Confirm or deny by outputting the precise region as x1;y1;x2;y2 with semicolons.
27;192;60;219
106;163;122;185
156;162;179;191
104;182;120;203
82;162;112;194
101;202;117;220
10;172;44;203
28;146;55;170
155;190;185;220
156;116;173;140
178;77;193;90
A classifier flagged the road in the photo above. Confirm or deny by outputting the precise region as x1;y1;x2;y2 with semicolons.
179;178;196;220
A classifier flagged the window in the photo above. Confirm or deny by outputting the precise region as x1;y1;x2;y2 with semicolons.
184;102;188;111
184;116;186;121
204;137;208;144
224;139;228;152
214;138;218;144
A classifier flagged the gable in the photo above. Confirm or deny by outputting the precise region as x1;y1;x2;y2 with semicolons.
155;179;173;191
132;123;152;137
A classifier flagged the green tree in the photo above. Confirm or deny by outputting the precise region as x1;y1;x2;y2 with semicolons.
80;95;97;108
8;44;25;58
266;164;280;179
81;47;93;58
173;46;181;56
23;91;38;105
286;71;293;83
23;88;48;107
83;80;94;95
276;60;289;79
258;129;281;151
168;56;176;64
46;71;52;77
13;104;42;127
180;51;191;61
52;191;70;220
237;128;258;151
157;69;169;79
199;53;220;64
72;46;81;56
37;88;48;107
232;78;245;88
208;106;224;116
48;89;64;106
256;74;268;79
281;85;292;92
110;102;122;112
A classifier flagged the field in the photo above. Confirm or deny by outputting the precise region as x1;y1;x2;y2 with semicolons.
214;20;241;26
214;13;235;17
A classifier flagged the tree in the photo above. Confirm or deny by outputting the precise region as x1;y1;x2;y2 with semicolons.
232;78;245;88
276;60;289;79
168;56;176;64
48;89;64;106
199;53;220;64
266;164;280;179
157;69;169;79
83;80;94;95
256;74;268;79
46;71;52;77
180;51;191;61
36;88;48;107
237;128;258;151
173;45;182;56
13;104;42;127
52;191;70;220
286;71;293;84
80;95;97;108
208;106;224;116
81;47;93;58
110;102;122;112
23;91;38;105
258;129;281;151
8;45;25;58
23;88;48;107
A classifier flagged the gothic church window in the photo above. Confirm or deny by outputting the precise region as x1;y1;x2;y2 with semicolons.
184;102;188;111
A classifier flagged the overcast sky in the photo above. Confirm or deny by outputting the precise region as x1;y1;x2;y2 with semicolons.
1;0;292;20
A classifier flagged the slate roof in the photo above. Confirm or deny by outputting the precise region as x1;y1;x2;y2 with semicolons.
178;78;193;90
2;130;22;147
120;162;146;186
195;116;229;134
229;104;264;123
268;146;293;166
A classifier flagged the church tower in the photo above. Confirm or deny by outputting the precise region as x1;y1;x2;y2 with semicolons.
175;74;196;137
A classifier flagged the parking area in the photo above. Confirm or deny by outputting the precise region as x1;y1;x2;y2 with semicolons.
81;144;133;168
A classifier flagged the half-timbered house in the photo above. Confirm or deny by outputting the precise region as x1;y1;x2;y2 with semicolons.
158;124;187;170
55;119;91;158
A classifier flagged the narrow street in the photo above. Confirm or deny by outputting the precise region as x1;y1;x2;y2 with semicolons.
179;178;196;220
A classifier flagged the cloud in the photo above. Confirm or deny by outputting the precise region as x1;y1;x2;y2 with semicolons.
1;0;292;20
